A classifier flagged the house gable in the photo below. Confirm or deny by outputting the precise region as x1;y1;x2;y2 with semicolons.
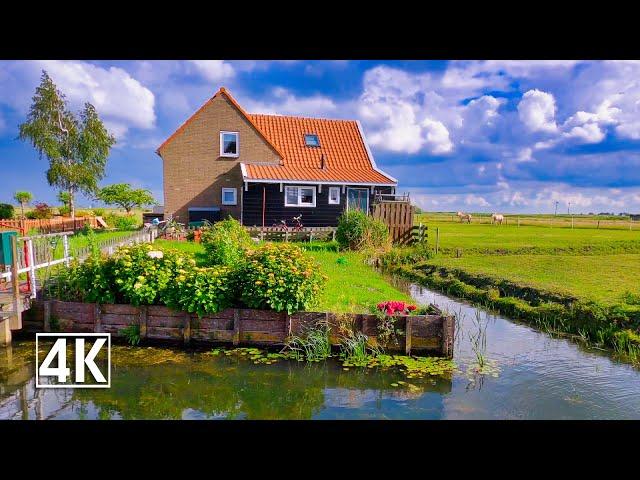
159;89;283;222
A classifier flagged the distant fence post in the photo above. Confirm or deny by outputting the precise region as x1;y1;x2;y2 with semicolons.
435;227;440;255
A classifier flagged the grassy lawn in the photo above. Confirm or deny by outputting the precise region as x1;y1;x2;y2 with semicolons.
413;221;640;254
306;250;413;313
427;253;640;305
154;239;412;313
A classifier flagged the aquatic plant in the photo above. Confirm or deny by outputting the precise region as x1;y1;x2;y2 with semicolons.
339;332;379;367
120;324;141;346
283;324;332;362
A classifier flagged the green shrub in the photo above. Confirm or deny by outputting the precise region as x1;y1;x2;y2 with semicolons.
335;210;390;252
112;214;139;230
29;202;54;219
110;243;195;306
0;203;15;219
47;257;115;304
200;217;252;266
92;208;106;217
238;243;326;314
165;265;236;317
75;209;95;217
58;205;71;216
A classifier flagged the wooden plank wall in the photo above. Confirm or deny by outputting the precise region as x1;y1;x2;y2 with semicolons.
0;216;99;234
22;300;454;357
372;202;415;245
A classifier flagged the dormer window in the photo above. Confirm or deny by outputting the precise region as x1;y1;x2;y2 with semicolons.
304;134;320;147
220;131;239;157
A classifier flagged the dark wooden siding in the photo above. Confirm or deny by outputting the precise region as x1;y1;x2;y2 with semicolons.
242;183;394;227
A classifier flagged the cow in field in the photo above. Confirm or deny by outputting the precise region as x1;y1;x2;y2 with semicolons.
457;211;472;223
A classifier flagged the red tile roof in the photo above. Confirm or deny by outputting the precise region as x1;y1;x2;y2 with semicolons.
244;114;395;184
158;87;396;185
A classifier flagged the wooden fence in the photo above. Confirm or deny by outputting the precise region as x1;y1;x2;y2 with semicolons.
245;226;336;242
23;300;455;357
372;202;415;245
0;216;99;234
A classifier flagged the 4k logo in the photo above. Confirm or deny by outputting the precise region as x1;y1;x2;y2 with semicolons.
36;333;111;388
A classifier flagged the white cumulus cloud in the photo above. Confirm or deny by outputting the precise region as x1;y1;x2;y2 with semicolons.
188;60;235;82
518;89;558;133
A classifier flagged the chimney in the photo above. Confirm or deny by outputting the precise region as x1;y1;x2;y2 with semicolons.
320;154;326;170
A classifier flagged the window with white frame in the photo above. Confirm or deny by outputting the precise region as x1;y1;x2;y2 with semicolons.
220;131;239;157
328;186;340;205
284;185;316;207
221;187;237;205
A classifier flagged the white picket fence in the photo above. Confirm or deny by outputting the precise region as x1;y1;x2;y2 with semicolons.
0;227;158;300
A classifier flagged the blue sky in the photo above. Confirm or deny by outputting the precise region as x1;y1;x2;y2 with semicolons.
1;60;639;214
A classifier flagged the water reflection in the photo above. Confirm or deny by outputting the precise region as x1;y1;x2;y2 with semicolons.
2;278;640;419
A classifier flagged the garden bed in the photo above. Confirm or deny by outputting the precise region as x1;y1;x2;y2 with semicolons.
22;299;454;357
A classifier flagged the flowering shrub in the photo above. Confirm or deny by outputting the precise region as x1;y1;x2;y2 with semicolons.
27;202;53;219
374;300;417;347
47;257;115;304
110;243;196;305
165;265;236;317
376;301;417;316
201;218;252;267
238;243;327;314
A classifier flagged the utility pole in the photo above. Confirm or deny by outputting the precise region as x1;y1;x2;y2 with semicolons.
554;201;559;216
568;202;571;215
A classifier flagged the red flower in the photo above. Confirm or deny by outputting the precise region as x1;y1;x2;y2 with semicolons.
407;305;417;312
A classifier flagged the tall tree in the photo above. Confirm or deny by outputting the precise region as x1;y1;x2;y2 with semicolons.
13;191;33;219
97;183;156;214
19;71;115;220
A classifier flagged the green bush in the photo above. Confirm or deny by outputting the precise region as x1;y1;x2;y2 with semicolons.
112;214;139;230
28;202;54;219
58;205;71;216
92;208;106;217
165;265;236;317
47;257;115;304
335;210;390;252
0;203;14;220
111;243;195;306
200;217;252;266
238;243;326;314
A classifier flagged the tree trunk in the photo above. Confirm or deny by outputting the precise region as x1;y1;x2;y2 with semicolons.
20;204;25;220
69;189;75;220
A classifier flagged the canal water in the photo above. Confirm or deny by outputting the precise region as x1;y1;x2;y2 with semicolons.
1;281;639;419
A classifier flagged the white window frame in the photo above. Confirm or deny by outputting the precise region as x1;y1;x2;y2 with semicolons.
328;186;341;205
221;187;237;206
284;185;316;208
220;131;239;158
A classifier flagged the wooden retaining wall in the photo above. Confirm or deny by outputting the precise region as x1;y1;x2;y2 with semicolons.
22;300;454;357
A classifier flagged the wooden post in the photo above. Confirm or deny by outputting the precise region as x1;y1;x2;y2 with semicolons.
0;315;10;345
139;305;148;339
10;235;21;331
233;309;240;346
517;217;520;228
94;304;102;333
27;238;36;299
435;227;440;255
284;313;291;338
183;313;191;345
43;300;51;332
405;316;412;355
442;315;455;357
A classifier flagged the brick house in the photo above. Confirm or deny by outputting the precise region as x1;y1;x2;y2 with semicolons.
157;87;397;227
